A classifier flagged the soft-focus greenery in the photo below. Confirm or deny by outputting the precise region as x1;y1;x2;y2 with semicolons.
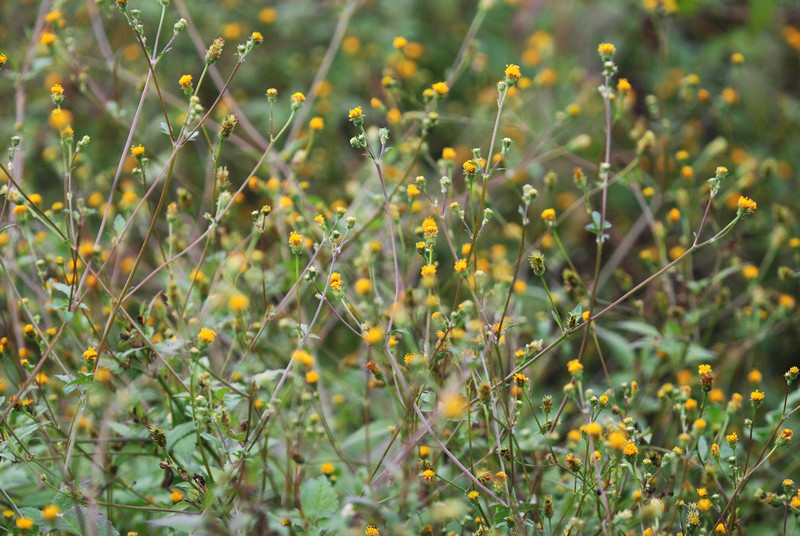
1;0;800;535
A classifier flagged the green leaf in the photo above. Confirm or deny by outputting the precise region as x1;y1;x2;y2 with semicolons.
300;476;338;523
167;422;197;465
63;371;94;394
113;214;126;237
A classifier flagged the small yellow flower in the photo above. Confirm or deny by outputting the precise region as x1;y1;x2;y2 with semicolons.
731;52;744;64
51;84;64;96
623;441;638;457
251;32;263;44
84;346;98;361
288;231;304;247
291;92;305;104
504;64;521;81
421;469;435;481
305;370;320;384
439;392;467;418
468;490;479;500
431;81;449;96
585;422;603;436
321;462;334;475
421;264;437;277
16;517;34;529
737;196;757;214
567;359;583;374
541;208;556;222
741;264;758;280
617;78;632;92
747;369;762;383
419;444;430;457
442;147;456;160
454;259;467;272
750;389;765;403
364;326;384;345
229;293;250;313
197;328;216;344
179;74;192;89
349;106;363;120
130;145;145;157
393;36;407;49
597;43;616;56
698;364;712;375
42;505;60;521
170;490;184;503
309;116;324;130
365;524;380;536
354;278;372;294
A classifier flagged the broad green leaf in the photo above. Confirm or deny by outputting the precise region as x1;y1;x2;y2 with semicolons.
300;476;338;523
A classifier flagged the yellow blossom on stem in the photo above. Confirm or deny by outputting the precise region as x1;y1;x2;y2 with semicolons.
737;196;757;215
431;82;449;96
505;63;521;81
541;208;556;223
130;145;145;157
197;328;216;344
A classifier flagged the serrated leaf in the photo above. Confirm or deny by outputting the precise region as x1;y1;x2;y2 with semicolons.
300;476;338;523
51;281;73;297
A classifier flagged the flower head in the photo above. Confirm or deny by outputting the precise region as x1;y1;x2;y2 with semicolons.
198;328;216;344
737;196;757;215
431;82;449;96
541;208;556;223
504;64;521;82
130;145;145;157
84;346;98;361
42;505;60;521
598;43;616;61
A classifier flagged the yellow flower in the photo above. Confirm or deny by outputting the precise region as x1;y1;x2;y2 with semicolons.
597;43;616;56
40;31;56;45
364;326;384;345
422;217;438;237
468;490;479;500
421;264;436;277
309;116;324;130
197;328;216;344
431;81;449;96
84;346;98;361
439;392;467;418
354;278;372;294
442;147;456;160
229;293;250;313
741;265;758;279
541;208;556;222
567;359;583;374
750;390;765;403
419;445;430;457
16;517;34;529
737;196;757;214
731;52;744;64
289;231;304;247
504;64;521;80
393;36;407;49
623;441;638;457
421;469;435;481
698;364;712;375
747;369;762;383
617;78;632;92
51;84;64;96
585;422;603;436
130;145;145;157
668;207;680;224
305;370;320;384
170;490;184;503
291;92;305;104
178;74;192;89
321;462;334;475
365;524;380;536
42;505;60;521
349;106;363;119
454;259;467;272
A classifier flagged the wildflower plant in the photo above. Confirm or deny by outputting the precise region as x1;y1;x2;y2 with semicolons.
0;1;799;535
